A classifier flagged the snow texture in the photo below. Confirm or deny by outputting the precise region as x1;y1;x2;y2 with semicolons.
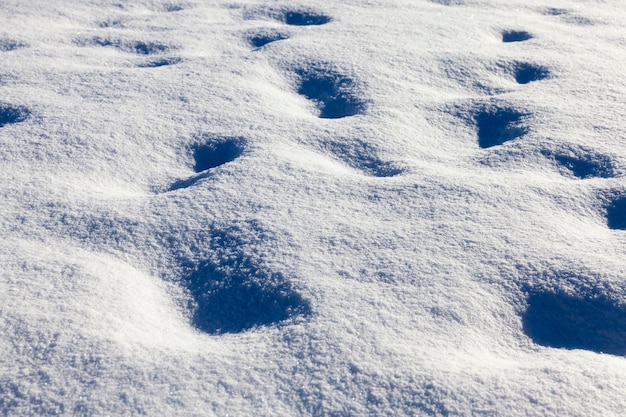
2;0;626;415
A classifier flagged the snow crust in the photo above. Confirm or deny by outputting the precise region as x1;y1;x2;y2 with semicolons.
1;0;626;415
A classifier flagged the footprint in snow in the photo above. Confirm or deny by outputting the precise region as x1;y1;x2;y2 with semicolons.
0;104;30;128
294;64;366;119
169;136;246;191
501;30;534;43
246;28;290;49
605;194;626;230
321;138;403;177
541;147;616;179
137;57;182;68
542;7;594;25
523;289;626;355
505;61;550;85
453;101;529;149
78;37;173;55
183;225;311;335
244;7;332;26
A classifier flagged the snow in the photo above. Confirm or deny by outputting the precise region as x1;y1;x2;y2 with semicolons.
1;0;626;415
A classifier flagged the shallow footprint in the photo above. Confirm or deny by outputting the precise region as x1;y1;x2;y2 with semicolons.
523;290;626;355
541;147;616;179
78;37;173;55
321;138;402;177
294;65;366;119
246;29;289;48
0;104;30;127
137;57;182;68
186;260;311;334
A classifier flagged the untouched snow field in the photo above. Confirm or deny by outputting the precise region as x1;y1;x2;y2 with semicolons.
2;0;626;415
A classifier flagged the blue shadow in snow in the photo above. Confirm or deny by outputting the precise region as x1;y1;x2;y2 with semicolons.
606;196;626;230
513;62;550;84
325;139;403;177
283;11;331;26
541;149;615;179
138;57;182;68
502;30;533;43
87;37;171;55
169;137;245;191
471;105;528;148
0;105;29;127
0;39;25;52
187;260;311;334
523;291;626;355
248;30;289;48
296;67;365;119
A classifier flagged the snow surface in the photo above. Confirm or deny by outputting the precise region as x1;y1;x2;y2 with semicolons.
1;0;626;415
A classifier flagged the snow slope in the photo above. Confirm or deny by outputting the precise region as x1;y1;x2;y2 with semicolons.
1;0;626;415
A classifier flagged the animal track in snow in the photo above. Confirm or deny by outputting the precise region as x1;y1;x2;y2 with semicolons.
169;136;245;191
542;8;594;25
502;30;533;43
606;195;626;230
322;138;403;177
522;290;626;355
508;62;550;84
0;104;30;128
246;29;289;48
455;102;529;148
137;57;182;68
183;225;311;335
295;65;366;119
79;37;173;55
244;7;332;26
186;259;311;334
541;147;616;179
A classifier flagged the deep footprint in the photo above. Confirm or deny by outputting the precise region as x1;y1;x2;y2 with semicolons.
247;29;289;48
502;30;533;43
169;137;245;190
460;103;529;148
296;66;366;119
541;148;615;179
511;62;550;84
0;104;30;127
606;195;626;230
523;291;626;355
283;10;331;26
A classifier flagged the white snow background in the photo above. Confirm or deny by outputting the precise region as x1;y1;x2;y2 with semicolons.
1;0;626;415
